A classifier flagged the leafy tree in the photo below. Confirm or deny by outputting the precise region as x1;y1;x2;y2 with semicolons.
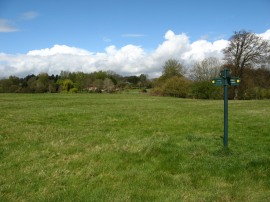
25;74;36;82
7;76;21;92
49;74;60;82
60;70;71;79
94;71;108;80
151;60;190;98
161;59;184;80
69;72;87;90
0;78;12;92
23;74;36;92
153;59;185;88
138;74;151;88
62;79;74;92
9;76;20;86
237;67;270;99
126;76;140;85
107;71;121;85
27;76;37;93
35;73;49;93
48;81;58;93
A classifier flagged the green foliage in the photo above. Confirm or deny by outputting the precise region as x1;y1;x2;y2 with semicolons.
0;78;13;92
1;61;270;100
0;70;152;94
192;81;223;99
0;94;270;201
62;79;74;92
151;59;190;98
234;67;270;100
69;88;78;93
126;75;140;85
35;73;49;93
163;76;191;98
161;59;184;79
150;86;164;96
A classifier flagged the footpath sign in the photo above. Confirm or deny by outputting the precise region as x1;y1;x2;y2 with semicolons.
212;69;240;147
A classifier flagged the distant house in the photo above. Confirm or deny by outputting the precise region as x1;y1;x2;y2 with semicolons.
85;86;98;92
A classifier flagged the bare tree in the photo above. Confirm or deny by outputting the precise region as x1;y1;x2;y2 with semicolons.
103;78;115;92
223;30;270;77
192;57;222;81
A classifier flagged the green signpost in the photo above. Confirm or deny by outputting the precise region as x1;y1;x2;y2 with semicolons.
212;69;240;147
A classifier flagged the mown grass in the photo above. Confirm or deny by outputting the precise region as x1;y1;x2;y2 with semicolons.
0;93;269;201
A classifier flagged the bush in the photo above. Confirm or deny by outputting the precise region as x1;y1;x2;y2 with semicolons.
150;87;164;96
241;87;270;100
151;76;191;98
69;88;78;93
192;81;223;99
140;88;148;93
163;76;191;98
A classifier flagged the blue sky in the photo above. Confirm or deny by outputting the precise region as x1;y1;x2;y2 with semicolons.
0;0;270;77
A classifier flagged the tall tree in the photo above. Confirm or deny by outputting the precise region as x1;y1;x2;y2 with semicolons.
161;59;184;79
62;79;74;92
223;30;270;77
151;59;189;97
36;73;49;93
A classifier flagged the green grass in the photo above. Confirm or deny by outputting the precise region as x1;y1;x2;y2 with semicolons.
0;93;270;201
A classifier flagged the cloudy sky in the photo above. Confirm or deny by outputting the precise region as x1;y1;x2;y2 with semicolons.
0;0;270;78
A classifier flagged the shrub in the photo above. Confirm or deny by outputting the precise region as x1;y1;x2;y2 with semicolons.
162;76;191;98
69;88;78;93
192;81;222;99
150;87;164;96
151;76;192;98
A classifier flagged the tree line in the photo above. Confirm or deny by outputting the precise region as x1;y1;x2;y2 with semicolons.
0;71;151;94
1;30;270;99
1;58;269;100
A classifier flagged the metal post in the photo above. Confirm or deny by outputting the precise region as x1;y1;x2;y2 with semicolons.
212;69;240;147
223;70;229;147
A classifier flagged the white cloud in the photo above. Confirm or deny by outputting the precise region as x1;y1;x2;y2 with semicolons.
182;39;228;62
0;19;18;32
153;30;191;61
20;11;39;20
0;11;38;33
258;29;270;40
27;44;93;56
1;29;269;78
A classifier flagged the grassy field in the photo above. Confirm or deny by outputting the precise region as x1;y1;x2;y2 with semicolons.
0;93;269;201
